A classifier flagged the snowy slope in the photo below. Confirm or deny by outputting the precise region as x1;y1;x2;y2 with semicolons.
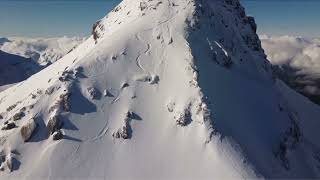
1;0;320;179
0;36;85;66
0;50;41;88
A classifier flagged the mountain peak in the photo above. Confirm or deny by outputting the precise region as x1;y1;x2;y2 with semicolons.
1;0;320;179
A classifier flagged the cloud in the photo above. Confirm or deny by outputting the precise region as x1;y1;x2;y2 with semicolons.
260;35;320;103
0;36;85;65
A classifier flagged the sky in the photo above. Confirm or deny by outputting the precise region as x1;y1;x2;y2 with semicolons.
0;0;319;37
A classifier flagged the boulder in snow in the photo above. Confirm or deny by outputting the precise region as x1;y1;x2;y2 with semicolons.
45;87;55;95
113;112;131;139
6;104;17;112
20;118;37;142
52;130;63;141
0;152;17;172
12;111;25;121
59;93;71;112
1;121;16;130
174;108;192;126
113;125;129;139
47;116;62;135
87;87;101;100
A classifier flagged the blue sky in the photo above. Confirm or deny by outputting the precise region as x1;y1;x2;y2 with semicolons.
0;0;319;37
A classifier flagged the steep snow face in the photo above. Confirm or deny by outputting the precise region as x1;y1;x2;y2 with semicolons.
0;37;85;66
1;0;320;179
0;50;41;88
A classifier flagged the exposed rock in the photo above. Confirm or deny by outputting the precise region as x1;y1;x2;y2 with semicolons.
49;93;71;113
0;164;4;171
168;37;173;45
48;103;58;114
139;2;147;11
74;66;86;78
0;149;5;162
113;112;130;139
60;93;71;112
6;153;12;172
12;111;25;121
103;89;108;96
136;75;160;84
247;16;257;33
52;130;63;141
1;121;16;130
167;102;175;113
275;112;302;170
0;151;14;172
45;87;55;95
20;107;26;112
6;104;17;112
87;87;101;100
121;83;129;89
47;116;62;135
92;23;99;43
20;118;37;142
113;125;129;139
58;70;74;82
174;108;192;126
29;104;34;109
92;20;104;43
31;93;37;99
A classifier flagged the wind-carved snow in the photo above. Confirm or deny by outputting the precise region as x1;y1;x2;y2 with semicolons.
1;0;320;179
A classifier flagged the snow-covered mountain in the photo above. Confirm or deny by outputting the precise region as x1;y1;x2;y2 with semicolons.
0;50;41;89
0;36;85;66
1;0;320;179
261;35;320;105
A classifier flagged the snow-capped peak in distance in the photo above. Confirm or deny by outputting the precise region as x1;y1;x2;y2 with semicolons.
1;0;320;179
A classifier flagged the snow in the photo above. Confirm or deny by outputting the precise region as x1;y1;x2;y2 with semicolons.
0;0;320;179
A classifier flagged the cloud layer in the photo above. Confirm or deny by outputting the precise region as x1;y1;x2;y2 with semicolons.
0;36;85;65
260;35;320;103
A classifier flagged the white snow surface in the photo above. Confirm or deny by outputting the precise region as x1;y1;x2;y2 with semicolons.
0;36;85;65
1;0;320;179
